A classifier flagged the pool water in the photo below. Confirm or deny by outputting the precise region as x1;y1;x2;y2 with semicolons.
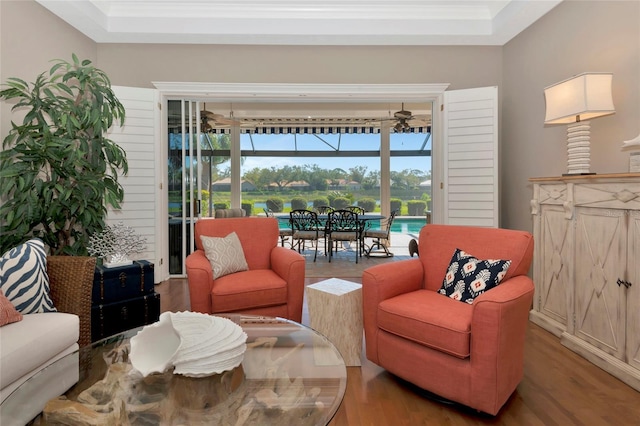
389;218;426;234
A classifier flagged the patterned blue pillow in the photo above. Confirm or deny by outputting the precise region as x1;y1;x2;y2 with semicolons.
438;248;511;304
0;239;56;313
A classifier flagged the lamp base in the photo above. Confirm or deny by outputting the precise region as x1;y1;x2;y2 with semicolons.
566;121;592;174
562;172;596;176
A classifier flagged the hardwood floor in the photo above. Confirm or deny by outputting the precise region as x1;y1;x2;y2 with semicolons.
156;266;640;426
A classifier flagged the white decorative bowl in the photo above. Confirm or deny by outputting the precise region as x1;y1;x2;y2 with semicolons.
129;311;247;378
130;312;181;377
171;313;248;377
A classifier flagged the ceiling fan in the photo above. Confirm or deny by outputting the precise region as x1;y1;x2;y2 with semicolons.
200;104;241;132
383;103;430;132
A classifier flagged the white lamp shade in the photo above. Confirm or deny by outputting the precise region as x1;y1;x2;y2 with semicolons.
544;72;615;124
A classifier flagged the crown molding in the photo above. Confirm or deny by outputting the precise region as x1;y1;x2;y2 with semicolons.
152;82;450;103
35;0;562;46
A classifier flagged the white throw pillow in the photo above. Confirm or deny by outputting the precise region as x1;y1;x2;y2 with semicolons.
200;232;249;279
0;239;56;313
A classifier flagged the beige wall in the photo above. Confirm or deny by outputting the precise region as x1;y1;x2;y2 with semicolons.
0;1;96;79
2;0;639;236
502;0;640;232
96;43;501;88
0;0;96;138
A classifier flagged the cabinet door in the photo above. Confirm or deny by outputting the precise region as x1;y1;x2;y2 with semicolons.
574;207;626;360
537;204;571;329
627;212;640;370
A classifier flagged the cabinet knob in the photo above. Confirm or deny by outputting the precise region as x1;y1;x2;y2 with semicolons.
616;279;632;288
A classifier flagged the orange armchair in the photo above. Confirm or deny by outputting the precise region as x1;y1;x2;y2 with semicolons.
362;224;534;415
185;217;306;322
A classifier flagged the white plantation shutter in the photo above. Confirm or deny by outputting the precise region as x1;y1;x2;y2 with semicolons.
107;86;160;278
443;87;499;227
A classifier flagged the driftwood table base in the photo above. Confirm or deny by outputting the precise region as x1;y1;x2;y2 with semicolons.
43;336;328;425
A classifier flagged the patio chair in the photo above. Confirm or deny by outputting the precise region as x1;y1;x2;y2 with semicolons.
346;205;367;254
326;209;363;264
346;205;365;214
264;208;292;247
289;209;322;262
363;210;398;258
314;205;334;214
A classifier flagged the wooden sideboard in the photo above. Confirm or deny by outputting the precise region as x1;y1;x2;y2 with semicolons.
530;173;640;391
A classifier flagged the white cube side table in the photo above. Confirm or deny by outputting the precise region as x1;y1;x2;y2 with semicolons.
306;278;363;366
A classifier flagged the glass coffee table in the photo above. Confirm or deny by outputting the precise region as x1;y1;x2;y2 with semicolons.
14;315;347;425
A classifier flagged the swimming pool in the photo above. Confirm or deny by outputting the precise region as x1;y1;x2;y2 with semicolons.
384;217;426;234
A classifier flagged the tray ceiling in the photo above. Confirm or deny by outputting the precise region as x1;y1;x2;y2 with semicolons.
35;0;562;46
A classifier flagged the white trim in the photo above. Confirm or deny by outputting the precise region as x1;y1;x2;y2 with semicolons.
431;93;445;225
157;96;169;281
152;82;449;103
35;1;562;46
380;122;391;219
230;123;242;209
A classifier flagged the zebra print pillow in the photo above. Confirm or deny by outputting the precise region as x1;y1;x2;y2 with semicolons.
0;239;56;314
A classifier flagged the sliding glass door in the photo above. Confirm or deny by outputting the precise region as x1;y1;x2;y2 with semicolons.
167;100;231;275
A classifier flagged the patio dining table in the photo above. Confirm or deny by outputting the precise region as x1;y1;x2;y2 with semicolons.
274;212;385;226
275;212;385;259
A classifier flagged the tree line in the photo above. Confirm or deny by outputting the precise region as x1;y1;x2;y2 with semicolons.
241;165;430;191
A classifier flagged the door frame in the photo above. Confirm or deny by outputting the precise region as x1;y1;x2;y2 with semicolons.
154;82;449;277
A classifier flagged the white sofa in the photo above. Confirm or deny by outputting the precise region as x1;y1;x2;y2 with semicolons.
0;313;80;426
0;255;95;426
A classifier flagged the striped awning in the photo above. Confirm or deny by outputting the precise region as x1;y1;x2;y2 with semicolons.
204;117;429;134
209;127;428;134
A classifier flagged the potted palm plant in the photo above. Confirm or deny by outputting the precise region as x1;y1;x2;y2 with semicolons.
0;54;127;255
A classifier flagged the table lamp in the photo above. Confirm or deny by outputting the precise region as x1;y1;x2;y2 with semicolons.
544;72;615;175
